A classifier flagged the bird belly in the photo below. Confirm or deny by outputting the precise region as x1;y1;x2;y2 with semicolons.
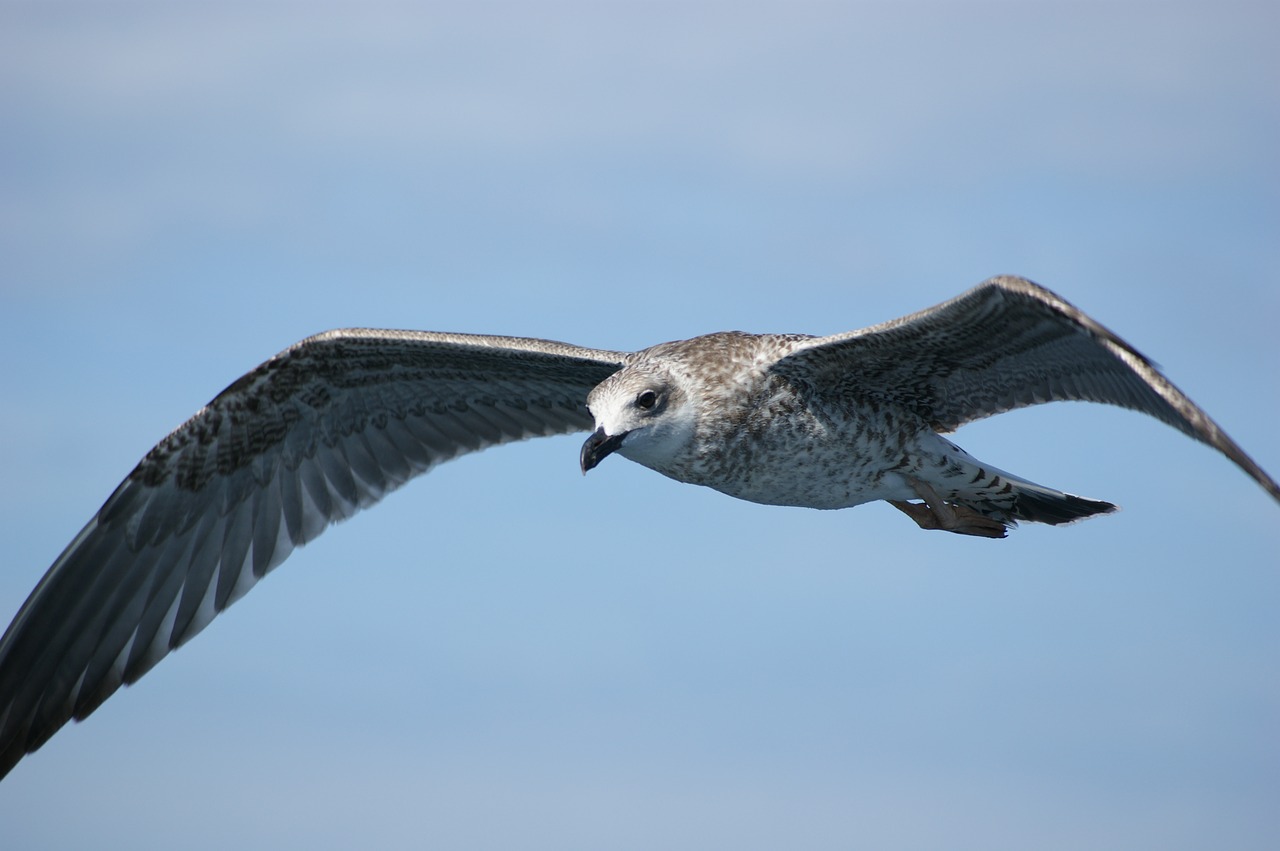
672;405;930;510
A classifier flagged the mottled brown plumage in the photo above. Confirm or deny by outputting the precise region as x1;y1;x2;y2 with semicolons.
2;276;1275;780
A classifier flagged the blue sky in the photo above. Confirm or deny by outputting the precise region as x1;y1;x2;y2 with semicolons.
1;3;1277;849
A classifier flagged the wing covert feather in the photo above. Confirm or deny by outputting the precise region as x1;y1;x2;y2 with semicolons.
774;277;1279;501
0;329;625;778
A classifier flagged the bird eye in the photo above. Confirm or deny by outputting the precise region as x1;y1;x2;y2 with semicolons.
635;389;658;410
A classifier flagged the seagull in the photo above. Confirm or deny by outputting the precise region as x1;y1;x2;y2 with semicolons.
1;275;1276;779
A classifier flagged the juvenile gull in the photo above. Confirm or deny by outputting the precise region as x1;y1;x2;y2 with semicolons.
1;275;1276;779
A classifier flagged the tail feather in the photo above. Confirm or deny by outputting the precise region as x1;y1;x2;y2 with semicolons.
917;442;1119;532
1010;486;1116;525
946;459;1117;528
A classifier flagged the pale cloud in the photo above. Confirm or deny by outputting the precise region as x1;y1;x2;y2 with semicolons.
2;2;1275;302
4;3;1274;178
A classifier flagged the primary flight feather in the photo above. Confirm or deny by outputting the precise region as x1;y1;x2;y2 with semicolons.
1;276;1276;779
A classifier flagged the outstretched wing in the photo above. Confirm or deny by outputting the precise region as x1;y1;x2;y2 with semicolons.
0;329;626;778
773;276;1279;501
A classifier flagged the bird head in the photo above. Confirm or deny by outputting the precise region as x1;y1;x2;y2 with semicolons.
580;363;697;476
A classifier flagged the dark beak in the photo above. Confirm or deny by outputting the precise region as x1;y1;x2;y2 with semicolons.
580;427;628;474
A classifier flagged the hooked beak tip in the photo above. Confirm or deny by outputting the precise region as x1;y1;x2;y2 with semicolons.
580;427;626;474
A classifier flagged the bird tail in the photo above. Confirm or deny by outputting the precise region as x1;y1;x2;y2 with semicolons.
1004;480;1117;526
901;441;1118;534
952;462;1116;527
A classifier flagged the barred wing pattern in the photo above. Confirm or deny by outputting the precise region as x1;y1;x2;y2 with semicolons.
774;276;1280;501
0;329;626;778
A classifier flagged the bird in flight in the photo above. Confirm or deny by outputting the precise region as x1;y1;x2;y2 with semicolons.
1;275;1275;779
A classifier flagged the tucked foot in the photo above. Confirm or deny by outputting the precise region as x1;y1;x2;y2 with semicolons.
889;480;1009;539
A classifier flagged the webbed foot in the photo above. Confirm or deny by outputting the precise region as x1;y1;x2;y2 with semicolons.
889;480;1008;538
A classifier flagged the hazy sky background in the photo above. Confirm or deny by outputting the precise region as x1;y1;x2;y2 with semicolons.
1;3;1277;849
